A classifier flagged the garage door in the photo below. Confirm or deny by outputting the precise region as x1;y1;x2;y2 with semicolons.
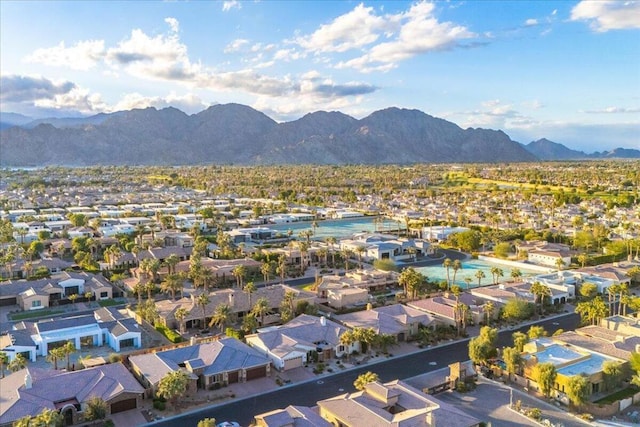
227;371;239;384
0;297;17;306
246;365;267;380
283;356;303;371
110;398;137;414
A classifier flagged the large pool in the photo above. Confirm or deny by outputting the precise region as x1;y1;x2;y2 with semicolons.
266;217;404;240
416;259;540;289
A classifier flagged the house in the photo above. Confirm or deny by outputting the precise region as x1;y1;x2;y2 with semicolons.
408;293;485;328
253;406;331;427
246;315;356;371
156;284;315;331
5;307;141;361
317;380;481;427
335;304;434;342
129;338;271;396
340;233;429;262
522;337;627;400
0;272;114;309
470;281;570;306
0;363;145;426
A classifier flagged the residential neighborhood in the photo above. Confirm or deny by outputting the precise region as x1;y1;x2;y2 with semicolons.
0;162;639;427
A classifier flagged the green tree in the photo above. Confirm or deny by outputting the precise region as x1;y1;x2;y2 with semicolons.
502;298;534;322
602;360;624;391
532;362;557;397
398;267;425;299
566;374;590;407
62;341;76;371
46;346;66;370
8;353;27;372
197;418;217;427
161;274;183;300
475;270;486;287
175;307;189;333
468;326;498;366
232;265;246;289
157;370;190;411
494;242;511;258
83;396;107;422
527;325;547;340
252;297;270;326
579;282;597;299
33;408;64;427
502;346;523;382
209;303;233;333
512;331;529;353
0;351;8;378
196;292;210;329
353;371;379;390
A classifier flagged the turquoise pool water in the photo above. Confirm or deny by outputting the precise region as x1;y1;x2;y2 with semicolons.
266;217;404;240
416;259;539;289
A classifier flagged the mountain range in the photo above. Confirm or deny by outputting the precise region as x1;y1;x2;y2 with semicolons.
0;104;637;166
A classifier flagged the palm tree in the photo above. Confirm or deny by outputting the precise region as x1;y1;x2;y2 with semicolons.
483;301;495;326
161;274;183;300
209;303;232;334
232;265;246;289
244;281;257;309
46;346;65;370
0;351;8;378
297;240;310;271
555;257;565;272
355;245;366;269
443;258;452;289
510;268;522;282
577;253;589;268
276;255;287;283
475;270;486;288
8;353;27;372
133;282;145;305
196;292;210;329
463;276;473;290
452;259;462;284
62;340;76;370
252;297;270;326
326;237;337;267
261;261;272;283
342;249;352;273
530;281;552;316
34;408;64;427
175;307;189;333
607;284;620;316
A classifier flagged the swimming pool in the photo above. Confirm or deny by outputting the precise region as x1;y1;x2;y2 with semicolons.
266;217;404;240
416;259;540;289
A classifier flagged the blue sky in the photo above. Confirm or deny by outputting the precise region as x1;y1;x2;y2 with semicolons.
1;0;639;152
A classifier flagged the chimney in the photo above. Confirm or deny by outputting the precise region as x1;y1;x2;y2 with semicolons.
320;316;326;326
24;372;32;389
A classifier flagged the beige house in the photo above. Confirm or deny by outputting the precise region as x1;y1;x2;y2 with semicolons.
317;380;481;427
17;288;50;311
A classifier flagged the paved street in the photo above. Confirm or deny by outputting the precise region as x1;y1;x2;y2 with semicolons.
147;314;580;427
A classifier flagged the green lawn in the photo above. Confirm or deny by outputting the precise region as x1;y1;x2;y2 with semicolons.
594;386;639;404
98;299;123;307
10;309;65;321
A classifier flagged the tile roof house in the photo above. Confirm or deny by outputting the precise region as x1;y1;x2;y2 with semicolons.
335;304;434;342
246;314;355;371
128;337;271;395
317;380;481;427
0;363;145;427
3;307;141;361
254;405;332;427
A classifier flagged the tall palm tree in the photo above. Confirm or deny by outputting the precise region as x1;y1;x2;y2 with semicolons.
174;307;189;333
252;297;270;326
161;274;182;300
443;258;452;289
355;245;366;269
209;303;232;334
530;281;552;316
452;259;462;284
164;254;180;275
463;276;473;290
8;353;27;372
475;270;486;288
62;341;76;370
232;265;246;289
326;237;337;267
510;268;522;282
0;351;9;378
244;281;257;309
607;284;620;316
261;261;272;283
483;301;495;326
196;292;210;329
46;346;65;370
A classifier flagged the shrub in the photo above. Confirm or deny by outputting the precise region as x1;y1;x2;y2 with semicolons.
153;400;166;411
526;408;542;420
155;324;183;343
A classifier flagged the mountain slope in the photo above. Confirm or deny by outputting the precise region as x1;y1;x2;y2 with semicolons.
1;104;539;166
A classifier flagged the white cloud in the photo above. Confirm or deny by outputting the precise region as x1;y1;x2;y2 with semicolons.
582;106;640;114
25;40;105;70
165;17;179;33
34;86;108;114
524;18;538;26
112;91;207;113
222;1;241;12
295;3;390;53
0;75;77;103
331;1;476;72
224;38;250;53
571;0;640;32
105;28;202;81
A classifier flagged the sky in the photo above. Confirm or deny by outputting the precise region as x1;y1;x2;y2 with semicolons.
1;0;639;152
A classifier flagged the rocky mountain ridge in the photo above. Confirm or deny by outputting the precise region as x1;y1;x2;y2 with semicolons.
1;104;636;166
